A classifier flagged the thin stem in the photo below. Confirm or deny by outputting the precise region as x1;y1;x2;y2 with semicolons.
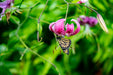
15;0;56;69
29;16;50;24
19;0;24;9
38;0;49;24
93;34;100;51
79;4;98;14
37;0;49;41
17;34;56;68
16;1;39;35
64;0;67;3
67;2;98;14
16;8;31;35
65;3;69;24
29;49;56;68
20;48;28;60
64;0;69;24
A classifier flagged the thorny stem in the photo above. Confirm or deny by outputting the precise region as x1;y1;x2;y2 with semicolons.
15;0;57;69
37;0;49;41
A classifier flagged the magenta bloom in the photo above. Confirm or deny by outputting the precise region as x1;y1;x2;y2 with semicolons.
65;23;74;36
77;16;98;27
77;0;88;4
77;15;89;25
88;17;98;27
49;19;80;36
0;0;14;20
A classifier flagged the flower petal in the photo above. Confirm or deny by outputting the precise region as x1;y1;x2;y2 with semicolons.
77;0;88;4
77;15;88;25
49;22;56;32
65;23;74;36
88;17;98;27
0;0;14;20
54;19;66;36
69;19;80;36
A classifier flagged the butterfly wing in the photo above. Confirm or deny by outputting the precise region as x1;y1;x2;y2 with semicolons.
57;38;71;50
57;36;71;55
63;49;69;55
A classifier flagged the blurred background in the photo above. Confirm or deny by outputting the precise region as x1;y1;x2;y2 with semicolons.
0;0;113;75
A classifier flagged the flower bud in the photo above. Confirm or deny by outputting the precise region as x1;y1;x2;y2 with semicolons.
97;14;108;33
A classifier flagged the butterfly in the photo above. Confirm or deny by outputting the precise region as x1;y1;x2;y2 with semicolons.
56;36;71;55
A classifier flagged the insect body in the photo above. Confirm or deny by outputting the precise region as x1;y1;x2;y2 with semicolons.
56;36;71;55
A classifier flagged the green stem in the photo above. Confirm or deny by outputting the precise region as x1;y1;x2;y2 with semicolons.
19;0;24;9
67;2;98;14
38;0;49;24
79;4;98;14
64;0;69;24
17;34;56;68
37;0;49;41
92;34;100;51
29;16;50;24
15;0;57;70
29;49;56;68
20;48;28;60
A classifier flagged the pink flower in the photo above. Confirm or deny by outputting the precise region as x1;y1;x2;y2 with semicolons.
77;16;98;27
65;23;74;36
88;17;98;27
0;0;14;20
70;19;81;36
77;0;88;4
49;19;81;36
54;19;66;36
77;15;89;25
49;19;65;36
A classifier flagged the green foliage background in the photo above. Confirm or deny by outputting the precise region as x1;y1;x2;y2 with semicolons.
0;0;113;75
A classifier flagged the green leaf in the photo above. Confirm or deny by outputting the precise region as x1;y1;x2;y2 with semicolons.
71;0;79;3
104;60;113;73
37;23;42;36
0;44;8;53
9;30;16;38
14;0;22;5
93;49;102;62
10;15;20;24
